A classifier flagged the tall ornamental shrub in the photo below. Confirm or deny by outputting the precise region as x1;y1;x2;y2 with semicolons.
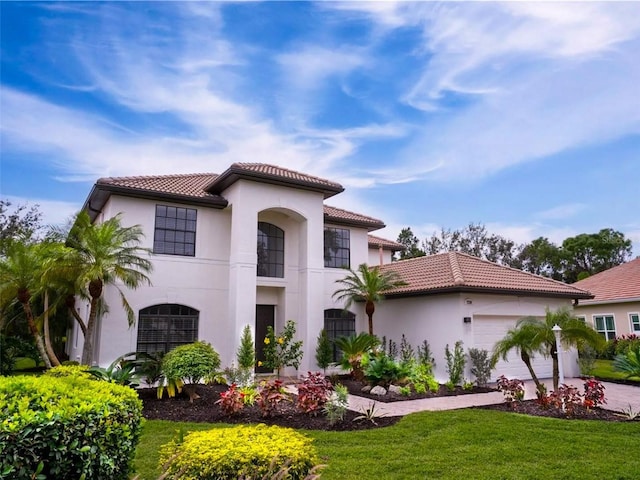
263;320;303;377
236;325;256;370
0;373;142;480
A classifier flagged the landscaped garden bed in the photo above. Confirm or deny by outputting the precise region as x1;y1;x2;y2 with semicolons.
477;400;631;421
138;384;402;431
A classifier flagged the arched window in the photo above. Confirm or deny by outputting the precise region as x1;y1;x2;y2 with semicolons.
257;222;284;278
137;304;199;354
324;308;356;362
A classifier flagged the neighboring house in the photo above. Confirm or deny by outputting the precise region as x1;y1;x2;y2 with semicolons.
69;162;591;382
573;258;640;340
373;253;591;381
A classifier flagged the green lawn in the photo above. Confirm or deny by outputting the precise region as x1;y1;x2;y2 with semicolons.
135;410;640;480
592;359;640;383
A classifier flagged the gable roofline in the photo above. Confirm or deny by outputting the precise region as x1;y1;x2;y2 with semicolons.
378;251;593;300
206;163;344;199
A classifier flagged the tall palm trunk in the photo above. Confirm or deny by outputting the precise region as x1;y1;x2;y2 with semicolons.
365;301;375;335
550;345;560;392
18;288;52;369
43;292;61;367
520;350;543;395
65;294;87;337
81;279;103;365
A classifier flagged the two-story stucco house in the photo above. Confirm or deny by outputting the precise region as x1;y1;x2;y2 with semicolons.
68;163;590;381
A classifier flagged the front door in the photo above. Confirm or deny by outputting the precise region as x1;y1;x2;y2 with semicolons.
255;305;275;373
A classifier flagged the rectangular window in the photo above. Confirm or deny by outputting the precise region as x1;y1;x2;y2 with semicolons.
630;313;640;333
153;205;197;256
593;315;616;341
324;227;350;268
324;309;356;362
576;315;586;323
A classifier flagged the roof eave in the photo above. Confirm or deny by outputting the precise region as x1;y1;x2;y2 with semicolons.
324;216;385;232
206;166;344;199
575;296;640;307
83;184;228;222
383;285;594;300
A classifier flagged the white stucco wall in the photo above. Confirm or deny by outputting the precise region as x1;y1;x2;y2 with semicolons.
367;247;393;266
372;293;579;382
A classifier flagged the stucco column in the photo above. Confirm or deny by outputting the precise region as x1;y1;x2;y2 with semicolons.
226;188;259;368
297;212;325;374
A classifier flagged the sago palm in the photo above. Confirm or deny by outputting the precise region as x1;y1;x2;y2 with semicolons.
332;263;406;335
334;332;379;380
65;212;152;365
613;345;640;379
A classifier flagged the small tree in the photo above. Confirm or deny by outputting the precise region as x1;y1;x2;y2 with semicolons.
468;348;492;387
162;341;221;402
445;341;466;385
236;325;255;370
263;320;303;377
315;329;333;373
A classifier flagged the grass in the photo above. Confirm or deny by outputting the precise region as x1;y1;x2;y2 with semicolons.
592;359;640;383
134;410;640;480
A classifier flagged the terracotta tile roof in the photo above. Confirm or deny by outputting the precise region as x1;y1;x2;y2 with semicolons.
97;173;219;198
324;205;385;231
378;251;592;299
368;234;404;251
573;258;640;303
206;163;344;198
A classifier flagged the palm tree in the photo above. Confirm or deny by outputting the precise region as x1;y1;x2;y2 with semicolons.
65;212;152;365
332;263;406;335
494;307;604;392
0;241;53;368
334;332;379;381
492;324;546;395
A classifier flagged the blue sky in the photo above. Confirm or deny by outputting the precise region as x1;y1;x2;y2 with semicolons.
1;2;639;253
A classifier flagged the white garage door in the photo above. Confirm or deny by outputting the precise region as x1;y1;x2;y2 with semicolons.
473;316;553;382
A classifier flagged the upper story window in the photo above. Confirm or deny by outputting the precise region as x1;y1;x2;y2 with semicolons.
153;205;197;256
593;315;616;341
257;222;284;278
324;227;350;268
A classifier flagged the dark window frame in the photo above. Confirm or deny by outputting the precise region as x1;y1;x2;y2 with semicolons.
137;304;199;354
257;222;285;278
153;205;197;256
324;308;356;362
324;227;350;268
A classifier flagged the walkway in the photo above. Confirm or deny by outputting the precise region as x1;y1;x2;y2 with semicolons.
344;378;640;417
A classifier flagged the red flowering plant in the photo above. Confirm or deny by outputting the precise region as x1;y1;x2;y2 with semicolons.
583;377;606;410
257;379;291;417
296;372;333;415
496;375;524;407
215;383;245;416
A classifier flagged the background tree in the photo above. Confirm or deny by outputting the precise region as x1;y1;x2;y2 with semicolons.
65;212;152;365
561;229;632;283
0;200;44;254
315;328;333;373
395;227;425;260
518;237;563;280
333;263;407;335
423;222;522;268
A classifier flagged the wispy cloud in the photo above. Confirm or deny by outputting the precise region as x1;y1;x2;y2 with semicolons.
535;203;587;221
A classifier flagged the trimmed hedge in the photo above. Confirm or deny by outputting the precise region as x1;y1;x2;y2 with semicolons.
162;341;221;385
0;373;143;480
159;424;319;479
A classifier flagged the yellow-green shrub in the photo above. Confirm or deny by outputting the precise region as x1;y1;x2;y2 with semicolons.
43;363;92;378
0;374;143;480
159;424;319;480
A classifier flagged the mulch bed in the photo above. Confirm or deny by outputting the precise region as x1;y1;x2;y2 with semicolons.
477;400;633;422
340;378;496;403
138;384;402;431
